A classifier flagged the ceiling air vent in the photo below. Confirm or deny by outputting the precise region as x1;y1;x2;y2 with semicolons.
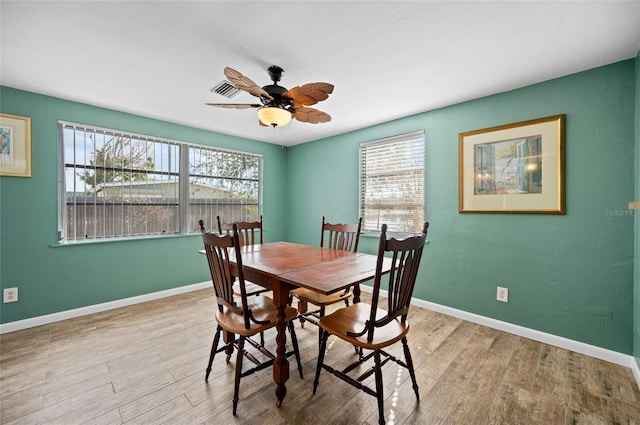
211;80;240;98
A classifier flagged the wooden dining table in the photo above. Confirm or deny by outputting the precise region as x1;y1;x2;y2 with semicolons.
202;241;391;406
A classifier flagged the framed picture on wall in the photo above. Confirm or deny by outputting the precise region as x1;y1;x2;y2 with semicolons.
459;114;565;214
0;113;31;177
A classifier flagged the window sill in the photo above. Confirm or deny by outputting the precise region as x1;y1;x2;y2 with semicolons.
49;232;200;247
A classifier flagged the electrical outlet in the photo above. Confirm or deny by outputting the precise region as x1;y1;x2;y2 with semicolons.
497;286;508;303
3;287;18;303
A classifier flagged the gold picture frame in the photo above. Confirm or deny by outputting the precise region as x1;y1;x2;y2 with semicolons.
459;114;565;214
0;113;31;177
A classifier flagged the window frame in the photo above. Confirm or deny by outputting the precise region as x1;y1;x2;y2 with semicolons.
58;121;262;244
359;130;425;234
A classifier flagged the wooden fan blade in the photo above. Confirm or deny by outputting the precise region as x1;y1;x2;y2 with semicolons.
293;107;331;124
284;82;334;106
206;103;261;109
224;67;273;100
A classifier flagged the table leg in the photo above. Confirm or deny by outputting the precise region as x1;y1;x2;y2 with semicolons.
353;283;361;303
272;281;290;406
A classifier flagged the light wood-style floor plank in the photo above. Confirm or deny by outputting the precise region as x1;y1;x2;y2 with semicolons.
1;288;639;425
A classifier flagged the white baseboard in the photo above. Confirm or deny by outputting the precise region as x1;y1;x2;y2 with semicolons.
359;286;640;389
2;281;638;391
0;281;211;335
632;357;640;388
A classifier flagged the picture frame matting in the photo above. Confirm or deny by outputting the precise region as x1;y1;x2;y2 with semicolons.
458;114;565;214
0;113;32;177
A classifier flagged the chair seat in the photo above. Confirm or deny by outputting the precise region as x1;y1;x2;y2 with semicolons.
216;295;298;336
290;287;352;307
319;303;409;350
234;281;269;297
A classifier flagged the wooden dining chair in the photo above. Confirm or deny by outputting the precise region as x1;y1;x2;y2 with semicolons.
289;216;362;329
217;215;262;246
217;215;269;298
201;224;303;415
313;222;429;425
201;217;268;345
204;216;269;298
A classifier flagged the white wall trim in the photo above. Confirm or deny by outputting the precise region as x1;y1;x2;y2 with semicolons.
359;286;640;389
632;357;640;389
2;281;638;390
0;281;211;335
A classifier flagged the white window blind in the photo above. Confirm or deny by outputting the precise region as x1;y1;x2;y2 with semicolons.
59;121;261;243
188;145;261;230
360;130;425;233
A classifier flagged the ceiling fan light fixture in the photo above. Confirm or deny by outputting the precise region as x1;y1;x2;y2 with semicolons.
257;106;292;127
208;66;333;127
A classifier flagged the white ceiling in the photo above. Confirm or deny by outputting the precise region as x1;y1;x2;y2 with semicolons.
1;1;639;147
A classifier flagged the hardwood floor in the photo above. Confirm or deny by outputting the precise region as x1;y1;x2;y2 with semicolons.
1;288;639;424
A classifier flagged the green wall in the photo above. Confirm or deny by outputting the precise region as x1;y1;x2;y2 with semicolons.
1;59;637;356
287;60;637;354
0;87;288;324
635;52;640;368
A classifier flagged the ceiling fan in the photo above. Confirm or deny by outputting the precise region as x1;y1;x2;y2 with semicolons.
206;66;334;128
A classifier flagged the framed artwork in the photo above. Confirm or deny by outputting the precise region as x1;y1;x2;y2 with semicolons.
0;113;31;177
459;114;565;214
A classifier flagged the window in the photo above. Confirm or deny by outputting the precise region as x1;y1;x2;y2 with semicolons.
58;122;261;243
360;130;425;233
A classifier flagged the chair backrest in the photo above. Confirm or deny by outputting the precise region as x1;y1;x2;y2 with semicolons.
349;222;429;343
217;215;263;246
201;223;267;329
320;216;362;252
